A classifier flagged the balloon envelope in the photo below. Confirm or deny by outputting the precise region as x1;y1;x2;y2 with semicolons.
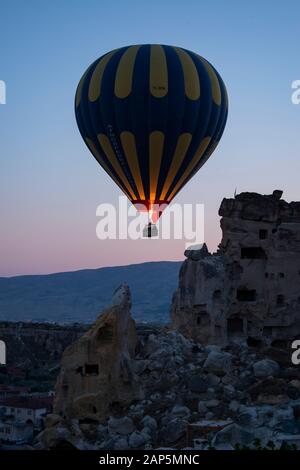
75;44;228;222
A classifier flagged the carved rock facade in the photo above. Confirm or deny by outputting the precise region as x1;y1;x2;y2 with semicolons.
171;191;300;346
54;284;142;422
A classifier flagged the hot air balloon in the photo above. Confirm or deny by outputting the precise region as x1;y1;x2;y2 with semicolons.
75;44;228;237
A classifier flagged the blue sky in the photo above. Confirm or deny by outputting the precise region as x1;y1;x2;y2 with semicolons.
1;0;300;275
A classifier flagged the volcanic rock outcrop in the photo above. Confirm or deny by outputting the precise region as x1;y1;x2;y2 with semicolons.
53;284;142;422
37;327;300;450
171;190;300;346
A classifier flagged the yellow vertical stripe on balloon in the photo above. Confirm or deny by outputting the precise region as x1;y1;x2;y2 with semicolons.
88;50;117;102
159;133;192;201
76;65;92;108
97;134;136;199
166;136;211;202
84;137;131;199
120;131;145;200
203;140;218;159
173;47;200;100
195;55;221;106
114;45;140;98
150;45;168;98
149;131;164;202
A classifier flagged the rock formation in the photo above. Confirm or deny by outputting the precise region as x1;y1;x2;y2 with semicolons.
53;284;142;422
37;328;300;450
171;190;300;346
36;190;300;450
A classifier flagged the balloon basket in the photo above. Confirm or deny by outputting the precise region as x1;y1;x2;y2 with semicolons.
143;223;158;238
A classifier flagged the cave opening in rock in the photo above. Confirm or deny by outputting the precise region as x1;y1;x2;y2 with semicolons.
247;337;262;347
237;289;257;302
213;290;221;301
84;364;99;376
241;247;267;259
259;229;268;240
227;317;243;335
195;311;210;327
263;326;273;336
96;324;114;344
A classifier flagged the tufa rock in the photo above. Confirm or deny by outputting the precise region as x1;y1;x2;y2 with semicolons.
211;423;255;448
129;431;147;448
53;284;142;422
203;351;232;376
171;190;300;346
184;243;210;261
171;405;191;418
108;416;135;436
159;417;187;444
44;414;63;428
253;359;280;378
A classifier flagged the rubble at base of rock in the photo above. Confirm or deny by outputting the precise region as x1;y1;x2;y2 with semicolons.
37;306;300;450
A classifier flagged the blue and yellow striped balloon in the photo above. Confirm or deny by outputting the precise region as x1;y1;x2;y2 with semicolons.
75;44;228;221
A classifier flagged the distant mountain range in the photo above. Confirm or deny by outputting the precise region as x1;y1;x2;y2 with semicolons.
0;261;182;324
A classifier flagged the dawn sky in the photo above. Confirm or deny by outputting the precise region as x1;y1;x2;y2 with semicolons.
1;0;300;276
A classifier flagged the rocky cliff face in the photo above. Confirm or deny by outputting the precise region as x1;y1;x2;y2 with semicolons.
53;285;142;422
171;244;225;344
171;191;300;346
